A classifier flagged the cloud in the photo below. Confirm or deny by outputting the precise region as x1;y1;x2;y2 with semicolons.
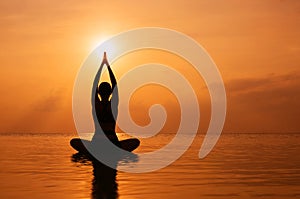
32;89;64;112
224;71;300;132
226;72;300;94
3;88;68;132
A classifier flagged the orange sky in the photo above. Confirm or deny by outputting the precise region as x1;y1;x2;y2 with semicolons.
0;0;299;133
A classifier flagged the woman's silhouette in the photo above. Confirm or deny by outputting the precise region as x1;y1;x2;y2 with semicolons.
70;52;139;154
91;52;119;145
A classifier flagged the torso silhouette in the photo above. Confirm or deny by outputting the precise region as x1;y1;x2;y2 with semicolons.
95;96;118;143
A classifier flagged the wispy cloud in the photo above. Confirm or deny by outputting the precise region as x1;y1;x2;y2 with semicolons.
224;71;300;132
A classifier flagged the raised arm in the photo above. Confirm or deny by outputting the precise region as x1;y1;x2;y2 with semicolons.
104;53;119;117
91;53;105;108
103;52;117;90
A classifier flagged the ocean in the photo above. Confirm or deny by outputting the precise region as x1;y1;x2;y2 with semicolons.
0;133;299;199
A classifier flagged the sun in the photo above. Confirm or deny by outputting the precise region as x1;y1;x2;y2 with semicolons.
89;34;114;52
88;34;120;64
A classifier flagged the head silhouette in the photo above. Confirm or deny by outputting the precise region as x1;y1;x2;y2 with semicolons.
98;82;112;100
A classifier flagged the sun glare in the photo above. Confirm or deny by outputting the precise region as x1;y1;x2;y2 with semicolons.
90;35;112;51
89;35;120;63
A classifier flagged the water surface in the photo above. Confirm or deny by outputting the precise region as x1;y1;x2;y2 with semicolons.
0;133;299;199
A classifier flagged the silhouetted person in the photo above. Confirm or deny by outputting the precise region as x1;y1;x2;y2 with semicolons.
70;52;139;155
91;52;119;146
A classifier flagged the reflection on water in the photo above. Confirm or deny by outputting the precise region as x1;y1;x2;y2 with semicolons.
72;153;118;199
71;151;139;199
0;133;299;199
